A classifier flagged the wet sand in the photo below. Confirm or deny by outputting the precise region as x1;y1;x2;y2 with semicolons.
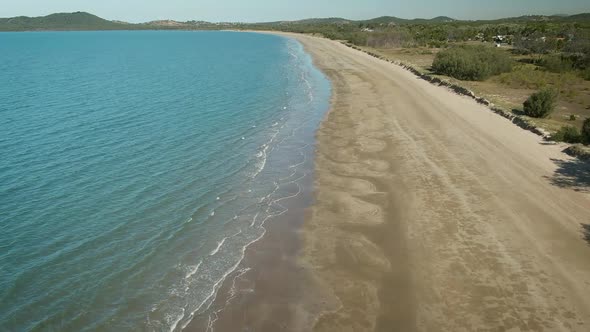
189;32;590;331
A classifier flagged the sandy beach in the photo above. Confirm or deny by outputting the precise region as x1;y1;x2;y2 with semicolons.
286;33;590;331
186;32;590;332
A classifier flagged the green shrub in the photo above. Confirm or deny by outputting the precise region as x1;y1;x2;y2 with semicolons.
582;118;590;144
542;55;574;73
582;67;590;81
570;114;577;121
432;45;513;81
523;88;557;118
552;126;582;143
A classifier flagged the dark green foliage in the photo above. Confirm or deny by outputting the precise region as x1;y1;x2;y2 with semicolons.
366;30;415;47
523;88;557;118
513;32;552;54
552;126;582;143
570;114;577;121
542;55;574;73
582;118;590;144
431;46;513;80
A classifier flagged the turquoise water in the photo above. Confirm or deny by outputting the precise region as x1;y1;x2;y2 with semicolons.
0;31;330;331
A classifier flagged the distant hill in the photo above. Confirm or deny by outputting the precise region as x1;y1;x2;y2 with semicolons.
361;16;456;25
257;18;352;25
563;13;590;22
361;16;409;25
146;20;186;27
261;16;458;26
431;16;457;23
0;11;589;32
0;12;130;31
471;13;590;24
291;18;352;25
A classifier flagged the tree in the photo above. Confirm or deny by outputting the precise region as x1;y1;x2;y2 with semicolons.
523;88;557;118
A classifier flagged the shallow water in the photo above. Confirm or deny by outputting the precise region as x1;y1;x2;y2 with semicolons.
0;30;330;331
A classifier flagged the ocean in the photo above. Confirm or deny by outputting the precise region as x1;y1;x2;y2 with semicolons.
0;30;330;331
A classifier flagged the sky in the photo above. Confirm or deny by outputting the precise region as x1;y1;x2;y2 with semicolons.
1;0;589;23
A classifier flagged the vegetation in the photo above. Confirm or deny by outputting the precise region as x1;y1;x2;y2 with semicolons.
432;45;512;80
553;126;582;143
523;88;557;118
0;12;130;31
583;118;590;144
0;12;221;31
542;55;575;73
564;144;590;159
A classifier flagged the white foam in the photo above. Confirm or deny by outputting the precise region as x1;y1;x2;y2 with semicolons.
185;260;203;280
250;212;260;227
209;237;226;256
229;267;251;298
180;243;258;331
205;267;252;332
168;308;185;332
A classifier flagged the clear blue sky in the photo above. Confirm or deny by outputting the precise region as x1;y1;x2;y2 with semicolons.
2;0;589;23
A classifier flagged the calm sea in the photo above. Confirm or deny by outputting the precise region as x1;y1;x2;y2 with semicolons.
0;30;330;331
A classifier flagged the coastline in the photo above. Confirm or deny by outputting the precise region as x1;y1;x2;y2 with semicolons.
185;31;590;331
281;33;590;331
182;33;332;331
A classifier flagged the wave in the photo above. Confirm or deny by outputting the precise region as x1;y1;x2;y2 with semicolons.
185;261;203;280
149;36;328;332
208;238;225;256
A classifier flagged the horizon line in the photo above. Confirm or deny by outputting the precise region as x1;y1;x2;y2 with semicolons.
2;10;589;25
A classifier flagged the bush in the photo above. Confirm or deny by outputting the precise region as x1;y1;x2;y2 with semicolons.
542;55;574;73
432;45;513;81
582;118;590;144
552;126;582;143
523;88;557;118
570;114;577;121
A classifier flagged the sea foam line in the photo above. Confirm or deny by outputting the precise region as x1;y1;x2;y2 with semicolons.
209;238;226;256
168;308;185;332
180;227;266;331
185;260;203;280
179;43;319;330
205;267;252;332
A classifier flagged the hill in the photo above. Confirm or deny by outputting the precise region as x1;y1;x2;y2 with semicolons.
362;16;456;25
0;12;130;31
471;13;590;24
0;11;589;32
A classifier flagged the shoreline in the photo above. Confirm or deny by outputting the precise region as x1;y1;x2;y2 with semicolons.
187;31;590;331
282;33;590;331
183;33;332;331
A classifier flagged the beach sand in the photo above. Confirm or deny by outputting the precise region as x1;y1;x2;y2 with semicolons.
189;32;590;331
290;33;590;331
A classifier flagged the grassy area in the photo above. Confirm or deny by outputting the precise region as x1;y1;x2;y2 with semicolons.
362;44;590;135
